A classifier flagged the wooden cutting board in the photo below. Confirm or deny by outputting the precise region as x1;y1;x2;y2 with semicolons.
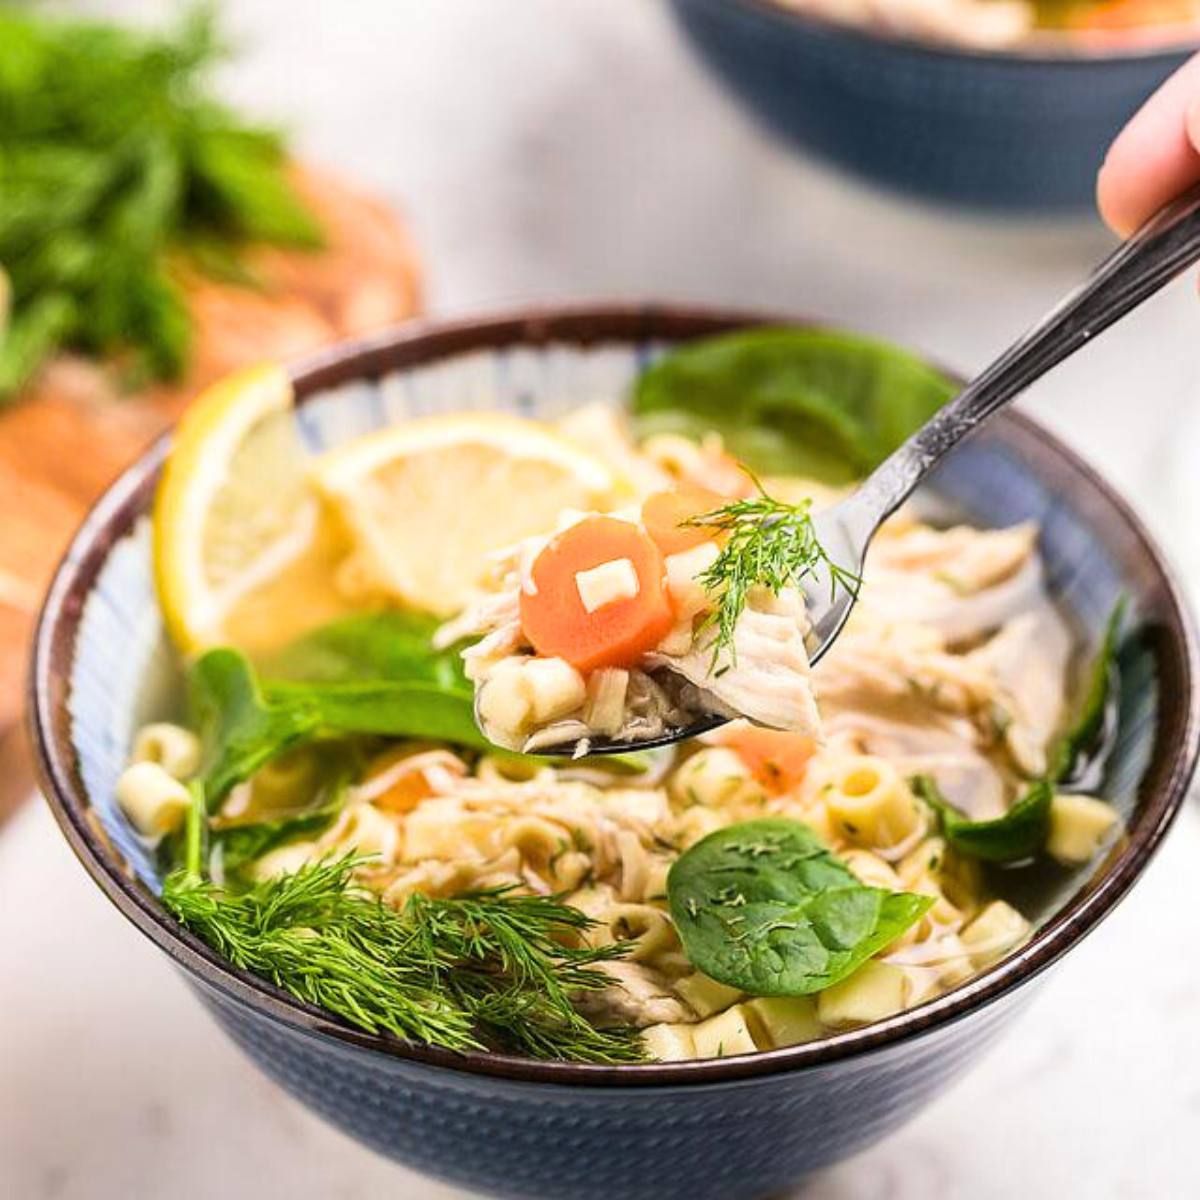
1;165;423;822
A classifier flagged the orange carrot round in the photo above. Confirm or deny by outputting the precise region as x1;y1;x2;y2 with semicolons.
720;727;816;795
641;484;725;556
520;516;674;672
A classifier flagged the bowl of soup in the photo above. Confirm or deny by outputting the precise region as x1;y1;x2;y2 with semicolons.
669;0;1200;211
31;304;1199;1199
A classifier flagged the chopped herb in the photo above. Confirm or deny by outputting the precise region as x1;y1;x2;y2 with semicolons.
684;480;860;664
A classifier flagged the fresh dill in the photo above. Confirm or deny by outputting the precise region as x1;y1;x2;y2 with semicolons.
161;789;644;1062
0;5;323;399
684;480;860;662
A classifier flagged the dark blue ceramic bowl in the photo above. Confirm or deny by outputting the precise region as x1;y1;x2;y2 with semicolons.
31;306;1200;1199
670;0;1198;212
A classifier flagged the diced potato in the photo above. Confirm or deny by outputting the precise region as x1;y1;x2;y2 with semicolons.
960;900;1031;969
1047;793;1120;867
116;761;191;838
642;1022;697;1063
817;960;910;1029
744;995;822;1048
675;972;743;1019
691;1004;760;1059
575;557;639;613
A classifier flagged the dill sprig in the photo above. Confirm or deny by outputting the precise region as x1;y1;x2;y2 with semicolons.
685;480;860;662
0;5;323;399
162;852;644;1063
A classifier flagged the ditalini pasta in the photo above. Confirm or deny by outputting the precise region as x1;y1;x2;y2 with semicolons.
126;376;1125;1064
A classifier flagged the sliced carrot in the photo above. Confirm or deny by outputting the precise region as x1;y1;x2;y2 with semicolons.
520;516;674;672
641;484;725;556
720;726;816;795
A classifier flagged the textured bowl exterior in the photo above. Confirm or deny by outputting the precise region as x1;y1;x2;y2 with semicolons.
197;972;1025;1200
670;0;1195;212
31;306;1200;1199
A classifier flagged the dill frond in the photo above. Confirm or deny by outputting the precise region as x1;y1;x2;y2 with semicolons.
162;858;645;1064
684;479;860;663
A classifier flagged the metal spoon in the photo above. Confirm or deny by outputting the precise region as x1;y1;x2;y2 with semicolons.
552;185;1200;756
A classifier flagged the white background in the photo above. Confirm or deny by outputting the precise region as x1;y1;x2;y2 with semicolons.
5;2;1200;1196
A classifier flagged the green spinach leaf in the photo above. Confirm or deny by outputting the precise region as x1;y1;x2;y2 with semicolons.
190;642;488;804
667;818;931;996
913;775;1053;864
1051;599;1124;785
254;611;467;692
631;328;955;485
190;648;320;805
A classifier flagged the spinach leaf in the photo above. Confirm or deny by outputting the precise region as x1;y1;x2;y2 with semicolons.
190;648;320;805
913;776;1053;864
1050;599;1124;785
190;644;488;804
631;328;955;485
667;818;932;996
254;611;467;693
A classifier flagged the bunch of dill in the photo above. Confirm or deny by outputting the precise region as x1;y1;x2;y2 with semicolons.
163;854;645;1064
0;4;322;399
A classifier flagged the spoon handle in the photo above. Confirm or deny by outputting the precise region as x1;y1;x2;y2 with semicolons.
847;183;1200;531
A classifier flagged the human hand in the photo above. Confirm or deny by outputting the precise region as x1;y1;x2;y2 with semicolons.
1098;55;1200;236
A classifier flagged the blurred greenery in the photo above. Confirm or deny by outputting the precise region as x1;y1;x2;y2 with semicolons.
0;3;323;401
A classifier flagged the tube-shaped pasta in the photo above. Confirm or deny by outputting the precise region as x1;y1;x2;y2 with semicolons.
503;816;572;877
817;960;912;1029
673;805;726;848
820;755;924;850
899;837;982;918
592;903;679;962
691;1005;760;1059
322;803;401;865
959;900;1030;968
674;972;743;1019
1046;793;1119;866
115;761;191;838
642;1022;697;1063
474;754;556;786
743;996;821;1049
840;849;902;891
522;657;587;723
131;722;201;781
668;747;766;813
253;840;320;881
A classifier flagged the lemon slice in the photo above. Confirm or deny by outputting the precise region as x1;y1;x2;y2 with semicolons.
154;362;338;652
312;413;618;615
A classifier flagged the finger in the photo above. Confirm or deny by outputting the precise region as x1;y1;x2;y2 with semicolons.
1097;53;1200;238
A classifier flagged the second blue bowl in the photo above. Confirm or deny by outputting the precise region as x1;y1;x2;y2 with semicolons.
671;0;1196;212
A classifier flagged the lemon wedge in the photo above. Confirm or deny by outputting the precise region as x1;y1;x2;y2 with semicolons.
312;413;618;615
154;362;348;652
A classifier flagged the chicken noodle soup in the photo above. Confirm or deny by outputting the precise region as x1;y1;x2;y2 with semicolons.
122;329;1124;1063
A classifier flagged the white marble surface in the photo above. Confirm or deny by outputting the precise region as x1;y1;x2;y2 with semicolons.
6;2;1200;1197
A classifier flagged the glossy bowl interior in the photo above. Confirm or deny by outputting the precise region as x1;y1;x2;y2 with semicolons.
30;306;1200;1197
669;0;1199;211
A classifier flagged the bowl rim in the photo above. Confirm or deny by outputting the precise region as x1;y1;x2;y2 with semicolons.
29;301;1200;1089
710;0;1200;64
